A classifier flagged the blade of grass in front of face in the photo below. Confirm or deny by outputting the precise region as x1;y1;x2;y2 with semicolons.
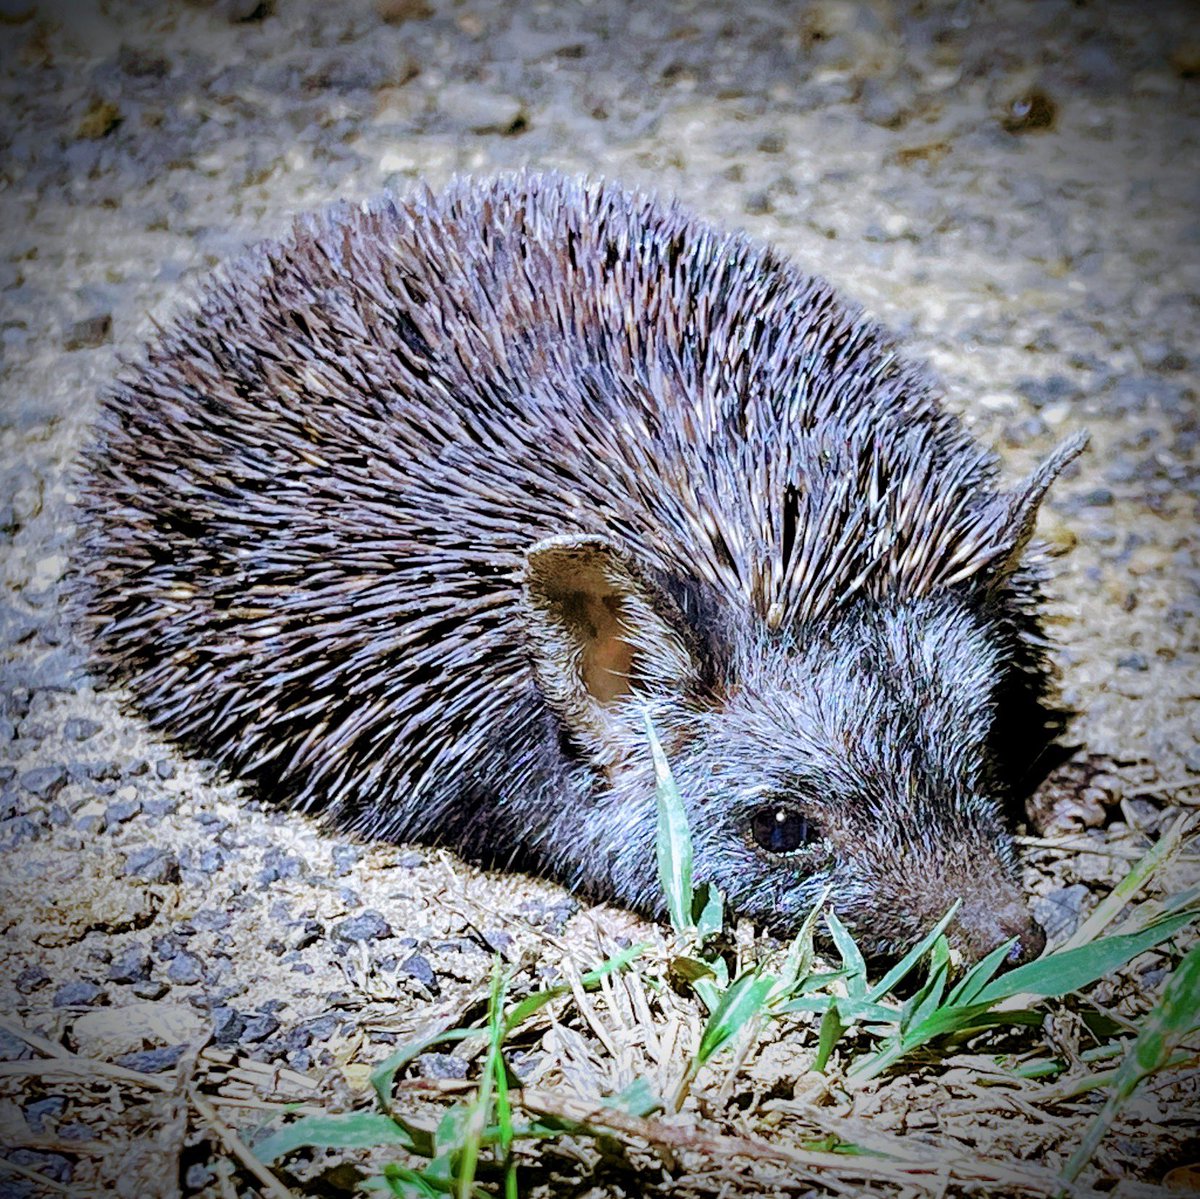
947;936;1018;1008
693;881;724;941
850;1003;1043;1079
813;1003;846;1073
696;971;776;1065
853;912;1198;1079
974;906;1199;1006
825;911;867;998
254;1112;416;1164
768;884;831;1006
866;902;961;1004
1062;941;1200;1185
694;975;725;1013
645;713;694;936
898;936;951;1036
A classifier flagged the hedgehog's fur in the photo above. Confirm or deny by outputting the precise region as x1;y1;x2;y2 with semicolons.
75;171;1085;962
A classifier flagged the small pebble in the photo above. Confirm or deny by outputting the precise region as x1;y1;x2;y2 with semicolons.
6;1149;72;1185
400;952;436;987
24;1096;66;1133
104;798;141;824
198;847;227;874
16;966;50;994
417;1052;469;1080
0;1029;30;1061
331;844;358;874
107;945;152;984
53;981;105;1007
438;82;526;134
258;847;304;884
166;952;204;985
240;1012;280;1043
332;909;392;942
63;314;113;350
63;717;102;742
115;1044;186;1073
191;908;230;932
184;1164;213;1190
124;847;180;884
212;1006;247;1047
20;765;65;798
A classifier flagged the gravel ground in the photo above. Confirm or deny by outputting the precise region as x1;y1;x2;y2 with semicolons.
0;1;1197;1196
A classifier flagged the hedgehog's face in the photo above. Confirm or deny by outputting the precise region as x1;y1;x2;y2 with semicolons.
522;535;1047;966
671;600;1047;965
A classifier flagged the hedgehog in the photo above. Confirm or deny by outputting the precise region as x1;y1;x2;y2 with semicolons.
74;171;1086;964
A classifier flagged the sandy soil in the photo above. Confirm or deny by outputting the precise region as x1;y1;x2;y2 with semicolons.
0;1;1196;1196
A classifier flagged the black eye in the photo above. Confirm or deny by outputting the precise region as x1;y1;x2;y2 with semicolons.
750;806;818;855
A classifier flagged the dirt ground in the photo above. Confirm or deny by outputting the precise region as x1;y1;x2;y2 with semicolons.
0;1;1197;1196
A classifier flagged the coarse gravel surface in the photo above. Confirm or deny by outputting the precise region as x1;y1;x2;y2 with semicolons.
0;1;1197;1196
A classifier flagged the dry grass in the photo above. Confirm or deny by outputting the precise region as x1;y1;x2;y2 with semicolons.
2;760;1196;1199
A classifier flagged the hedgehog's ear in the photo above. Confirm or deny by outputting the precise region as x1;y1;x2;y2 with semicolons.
522;534;699;758
987;431;1089;581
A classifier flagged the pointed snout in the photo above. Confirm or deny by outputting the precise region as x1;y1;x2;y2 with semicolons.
951;897;1046;967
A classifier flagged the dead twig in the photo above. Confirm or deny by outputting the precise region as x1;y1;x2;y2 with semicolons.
189;1088;299;1199
0;1156;75;1195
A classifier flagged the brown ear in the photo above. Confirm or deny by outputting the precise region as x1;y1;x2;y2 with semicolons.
992;431;1089;577
522;534;698;760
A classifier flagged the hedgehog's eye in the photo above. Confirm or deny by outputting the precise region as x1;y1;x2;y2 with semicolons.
749;805;820;855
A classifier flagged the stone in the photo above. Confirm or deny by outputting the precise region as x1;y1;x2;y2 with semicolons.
332;910;392;942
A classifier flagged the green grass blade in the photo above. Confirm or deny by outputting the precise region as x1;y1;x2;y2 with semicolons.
377;1163;454;1197
947;937;1017;1008
254;1112;414;1163
1058;811;1193;952
974;906;1199;1006
866;902;960;1004
825;911;867;997
850;1004;1044;1080
1062;940;1200;1184
693;881;725;941
768;885;831;1006
899;937;950;1036
851;908;1199;1080
694;976;724;1013
778;995;834;1014
492;1016;516;1199
813;1003;846;1073
646;713;694;936
455;965;509;1199
503;943;643;1033
606;1076;662;1117
371;1027;474;1107
1164;885;1200;913
696;971;775;1065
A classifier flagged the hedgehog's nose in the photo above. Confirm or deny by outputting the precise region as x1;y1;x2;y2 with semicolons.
953;899;1046;968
